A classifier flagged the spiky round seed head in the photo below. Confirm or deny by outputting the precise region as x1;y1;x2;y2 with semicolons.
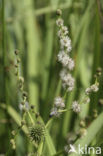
29;124;45;144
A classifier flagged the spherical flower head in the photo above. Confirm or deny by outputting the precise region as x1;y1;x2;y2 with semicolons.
58;51;74;70
58;26;69;38
67;79;75;91
57;51;68;64
60;36;71;48
67;45;72;53
90;83;99;92
72;101;81;113
85;83;99;95
62;54;70;67
60;69;75;91
67;58;75;71
62;26;68;34
85;87;92;95
60;53;74;70
60;55;75;71
54;96;65;108
50;107;61;117
60;68;67;78
56;18;64;27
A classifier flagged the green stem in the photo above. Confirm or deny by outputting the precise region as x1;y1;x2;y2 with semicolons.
2;0;6;101
27;111;34;125
53;150;64;156
6;2;72;23
37;142;44;156
58;108;71;113
45;118;53;128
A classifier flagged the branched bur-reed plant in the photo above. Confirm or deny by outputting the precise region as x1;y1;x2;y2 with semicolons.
9;9;103;156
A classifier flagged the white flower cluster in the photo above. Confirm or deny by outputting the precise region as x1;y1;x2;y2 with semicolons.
85;83;99;95
56;15;75;92
60;69;75;91
56;18;64;27
54;96;65;108
50;10;75;118
57;51;74;70
50;96;65;117
72;101;81;113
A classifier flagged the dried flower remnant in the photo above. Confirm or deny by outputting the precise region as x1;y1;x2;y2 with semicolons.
14;50;31;114
83;97;90;104
78;128;87;138
79;120;86;128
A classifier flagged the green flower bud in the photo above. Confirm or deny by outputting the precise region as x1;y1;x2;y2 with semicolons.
56;9;62;16
14;49;19;55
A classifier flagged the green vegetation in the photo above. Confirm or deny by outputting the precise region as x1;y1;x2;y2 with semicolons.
0;0;103;155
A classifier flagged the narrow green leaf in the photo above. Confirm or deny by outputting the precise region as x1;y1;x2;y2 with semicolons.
69;112;103;156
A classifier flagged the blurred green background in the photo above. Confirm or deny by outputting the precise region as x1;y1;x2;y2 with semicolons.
0;0;103;155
